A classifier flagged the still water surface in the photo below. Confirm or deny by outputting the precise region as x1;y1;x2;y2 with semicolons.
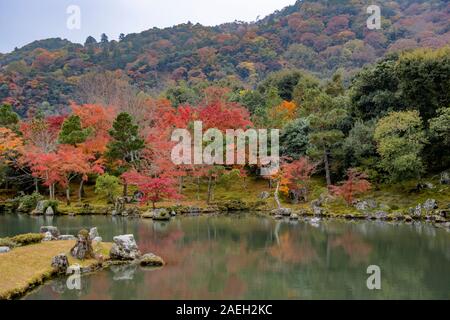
0;213;448;299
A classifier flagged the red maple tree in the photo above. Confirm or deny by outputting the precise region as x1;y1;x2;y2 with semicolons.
330;169;371;205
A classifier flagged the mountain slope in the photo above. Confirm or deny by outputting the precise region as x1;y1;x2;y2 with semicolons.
0;0;449;116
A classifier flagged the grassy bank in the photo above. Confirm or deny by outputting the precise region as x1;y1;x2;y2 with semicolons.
2;175;449;219
0;240;112;300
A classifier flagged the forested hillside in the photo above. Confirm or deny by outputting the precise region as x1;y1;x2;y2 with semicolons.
0;0;449;116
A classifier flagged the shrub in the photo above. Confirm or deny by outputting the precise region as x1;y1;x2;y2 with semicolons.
0;233;44;248
0;237;17;248
43;200;59;213
95;174;122;204
10;233;44;246
15;192;44;212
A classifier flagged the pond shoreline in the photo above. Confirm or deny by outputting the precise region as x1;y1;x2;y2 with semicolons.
0;240;115;300
1;200;449;230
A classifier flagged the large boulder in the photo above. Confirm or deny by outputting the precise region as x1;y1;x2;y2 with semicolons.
369;211;388;220
42;231;55;242
40;226;60;238
31;200;46;215
139;253;165;267
92;237;102;243
310;198;326;216
51;254;69;274
109;234;141;261
70;229;94;260
152;209;171;221
290;213;299;220
412;199;439;217
89;227;99;240
440;172;450;185
354;200;377;212
44;206;54;216
271;208;292;216
0;246;10;253
122;207;140;217
423;199;438;212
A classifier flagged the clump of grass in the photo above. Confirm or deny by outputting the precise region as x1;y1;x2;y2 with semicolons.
0;238;16;248
0;233;44;248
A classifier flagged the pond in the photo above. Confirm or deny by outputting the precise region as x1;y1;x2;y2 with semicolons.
0;213;449;300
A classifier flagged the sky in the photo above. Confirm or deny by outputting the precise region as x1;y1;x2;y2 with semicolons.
0;0;297;53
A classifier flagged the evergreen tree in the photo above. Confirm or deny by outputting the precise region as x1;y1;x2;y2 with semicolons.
374;111;427;182
106;113;145;196
58;115;91;145
106;112;144;167
302;88;347;185
0;104;19;129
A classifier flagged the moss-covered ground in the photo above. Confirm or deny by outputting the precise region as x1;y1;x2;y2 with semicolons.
0;240;112;300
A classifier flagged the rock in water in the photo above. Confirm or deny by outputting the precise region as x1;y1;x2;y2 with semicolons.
51;254;69;274
31;200;46;215
70;229;94;260
370;211;388;220
271;208;292;216
109;234;141;261
152;209;170;221
0;246;10;253
40;226;60;238
139;253;165;267
89;227;99;240
141;210;153;219
44;206;54;216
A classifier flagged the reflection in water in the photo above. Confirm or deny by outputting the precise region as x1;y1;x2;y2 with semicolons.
0;213;448;299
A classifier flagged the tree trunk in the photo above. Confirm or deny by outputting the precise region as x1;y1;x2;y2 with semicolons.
324;150;332;186
274;179;281;209
78;179;85;202
207;175;213;205
34;177;39;193
123;183;128;197
178;176;183;194
66;187;71;205
49;185;53;200
196;177;200;201
152;201;156;210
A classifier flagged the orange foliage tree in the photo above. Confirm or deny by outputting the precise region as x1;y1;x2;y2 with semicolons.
280;157;317;203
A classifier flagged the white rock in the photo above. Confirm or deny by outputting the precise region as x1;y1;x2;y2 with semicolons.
42;231;54;242
89;227;99;240
109;234;141;261
0;246;11;253
58;235;77;241
93;236;102;243
40;226;60;238
45;206;54;216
